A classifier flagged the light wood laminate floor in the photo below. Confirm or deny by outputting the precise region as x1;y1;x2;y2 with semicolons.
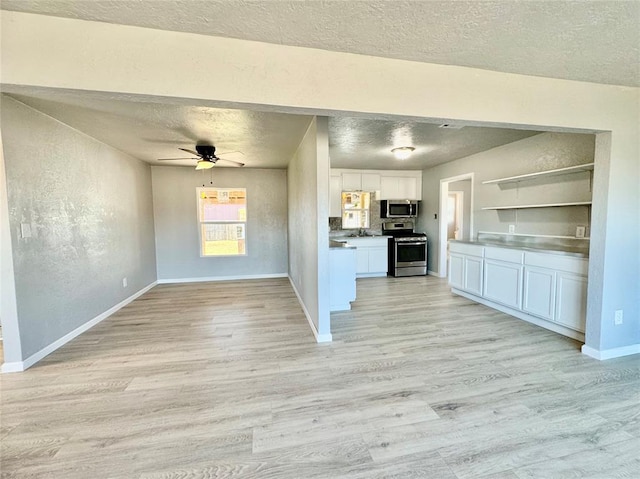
1;277;639;478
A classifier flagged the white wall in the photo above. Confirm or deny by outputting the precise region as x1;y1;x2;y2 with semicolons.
1;11;637;356
419;132;596;272
287;117;331;340
151;166;288;281
0;95;157;366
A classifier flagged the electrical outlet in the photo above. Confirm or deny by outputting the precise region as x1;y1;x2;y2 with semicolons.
576;225;586;238
508;224;516;234
122;277;128;288
614;310;623;325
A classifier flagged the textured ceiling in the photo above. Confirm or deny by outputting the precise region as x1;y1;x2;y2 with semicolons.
6;93;313;169
5;90;542;170
2;0;639;87
328;118;539;170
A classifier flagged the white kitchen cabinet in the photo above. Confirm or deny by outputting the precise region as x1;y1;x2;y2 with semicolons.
448;253;465;290
343;237;389;277
448;242;483;295
361;173;381;191
448;241;588;340
341;173;362;191
483;259;523;310
379;176;398;199
380;176;413;200
463;255;483;296
368;246;389;273
355;248;369;274
379;176;420;200
398;177;418;200
330;169;422;201
523;265;556;320
555;272;587;332
329;174;342;218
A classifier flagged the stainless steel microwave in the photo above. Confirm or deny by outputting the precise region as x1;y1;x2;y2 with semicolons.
380;200;419;218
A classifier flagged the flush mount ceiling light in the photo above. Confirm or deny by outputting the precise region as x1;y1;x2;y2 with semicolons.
391;146;415;160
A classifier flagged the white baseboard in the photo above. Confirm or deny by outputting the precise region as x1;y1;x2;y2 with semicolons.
581;344;640;360
451;288;585;342
1;281;158;373
157;273;287;284
288;276;332;343
356;272;387;278
427;270;439;277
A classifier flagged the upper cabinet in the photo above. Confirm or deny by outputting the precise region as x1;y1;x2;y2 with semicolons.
341;172;362;190
379;176;418;200
342;172;382;191
330;169;422;205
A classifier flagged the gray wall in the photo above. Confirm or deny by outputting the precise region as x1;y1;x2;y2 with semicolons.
287;117;331;338
1;96;157;360
448;179;472;241
418;132;595;273
151;166;288;280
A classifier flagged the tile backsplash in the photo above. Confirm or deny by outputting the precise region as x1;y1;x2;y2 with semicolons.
329;198;414;235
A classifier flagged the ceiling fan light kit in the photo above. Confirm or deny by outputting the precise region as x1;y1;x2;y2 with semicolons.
391;146;415;160
195;159;215;170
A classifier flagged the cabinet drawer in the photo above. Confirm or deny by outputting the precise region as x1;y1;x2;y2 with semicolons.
524;252;588;275
485;246;523;264
449;242;484;257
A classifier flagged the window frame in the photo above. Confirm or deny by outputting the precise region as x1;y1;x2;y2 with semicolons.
196;187;248;258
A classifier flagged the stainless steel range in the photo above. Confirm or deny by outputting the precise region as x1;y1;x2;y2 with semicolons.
383;222;428;277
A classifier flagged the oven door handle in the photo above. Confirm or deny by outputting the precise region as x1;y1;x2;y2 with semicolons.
397;241;426;246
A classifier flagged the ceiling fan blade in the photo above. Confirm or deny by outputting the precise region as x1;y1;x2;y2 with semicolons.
215;157;245;167
216;150;245;159
157;157;198;161
179;148;201;156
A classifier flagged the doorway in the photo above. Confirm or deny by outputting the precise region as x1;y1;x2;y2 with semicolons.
439;173;474;278
447;191;464;241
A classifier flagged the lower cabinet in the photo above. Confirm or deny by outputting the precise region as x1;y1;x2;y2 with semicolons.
463;255;483;296
448;243;484;295
448;253;465;290
483;259;523;310
523;266;556;321
555;272;588;331
346;237;389;277
448;241;588;337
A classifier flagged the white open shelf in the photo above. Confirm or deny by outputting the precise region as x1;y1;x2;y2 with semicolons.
482;163;594;185
482;201;592;210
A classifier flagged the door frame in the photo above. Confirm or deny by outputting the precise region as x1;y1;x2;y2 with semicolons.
438;173;474;278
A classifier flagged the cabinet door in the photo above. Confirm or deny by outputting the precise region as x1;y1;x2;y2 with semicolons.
555;272;587;332
329;174;342;218
342;173;362;191
483;259;523;309
523;266;555;320
355;247;369;274
380;176;399;199
463;255;483;296
361;173;381;192
449;253;464;289
368;246;388;274
397;177;418;200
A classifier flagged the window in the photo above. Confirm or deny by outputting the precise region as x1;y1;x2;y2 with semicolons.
197;187;247;256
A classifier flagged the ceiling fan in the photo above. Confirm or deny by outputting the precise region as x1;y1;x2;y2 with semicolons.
158;145;245;169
